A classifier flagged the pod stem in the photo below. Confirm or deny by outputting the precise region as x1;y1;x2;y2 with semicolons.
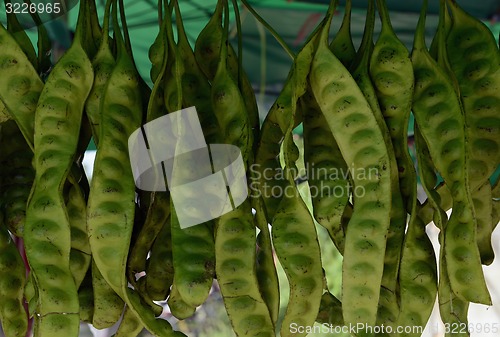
230;0;243;89
112;0;125;58
351;0;375;70
335;0;352;41
73;0;88;46
158;0;163;27
118;0;133;58
321;0;338;45
413;0;428;52
375;0;394;33
437;0;447;67
101;0;113;48
239;0;294;60
220;0;229;65
174;0;188;46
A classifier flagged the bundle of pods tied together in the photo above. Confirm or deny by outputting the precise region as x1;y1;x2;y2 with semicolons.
0;0;498;335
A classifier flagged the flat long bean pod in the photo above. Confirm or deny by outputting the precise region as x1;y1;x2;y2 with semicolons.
145;213;174;301
415;124;470;337
370;0;416;211
348;2;404;333
24;0;94;334
471;182;494;264
66;181;92;290
310;2;393;327
194;0;260;143
211;2;274;336
4;0;38;69
127;2;170;291
85;0;115;145
91;261;124;329
446;0;500;191
0;120;34;237
87;1;183;335
411;0;490;305
115;306;144;337
347;8;397;337
0;23;44;150
272;22;324;337
302;86;349;254
0;213;28;337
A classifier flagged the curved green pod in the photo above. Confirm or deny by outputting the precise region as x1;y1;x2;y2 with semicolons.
411;0;491;305
310;6;393;328
24;1;94;335
0;214;28;337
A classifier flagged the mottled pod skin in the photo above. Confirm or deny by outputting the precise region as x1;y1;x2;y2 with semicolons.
253;82;291;221
66;182;92;289
85;0;115;146
194;0;259;145
0;24;44;150
471;182;494;265
492;179;500;231
302;88;350;255
211;56;253;167
209;3;274;336
127;4;169;295
272;186;324;337
78;267;94;323
316;292;343;327
0;120;34;237
170;205;215;313
272;26;326;337
310;11;393;328
115;307;143;337
349;2;406;333
175;2;219;145
411;0;491;306
87;2;183;336
216;201;275;337
5;2;38;71
23;2;94;334
446;0;500;265
127;192;170;292
254;197;280;326
145;215;174;301
446;0;500;190
370;0;416;212
0;101;11;123
0;215;28;337
415;125;469;337
91;261;124;329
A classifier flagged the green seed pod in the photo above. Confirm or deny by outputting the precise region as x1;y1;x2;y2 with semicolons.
78;267;94;324
91;261;124;329
145;214;174;301
310;5;393;328
0;120;34;237
0;24;44;149
24;1;94;334
5;0;38;70
446;0;500;189
85;0;115;145
115;307;144;337
0;215;28;337
411;0;491;305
